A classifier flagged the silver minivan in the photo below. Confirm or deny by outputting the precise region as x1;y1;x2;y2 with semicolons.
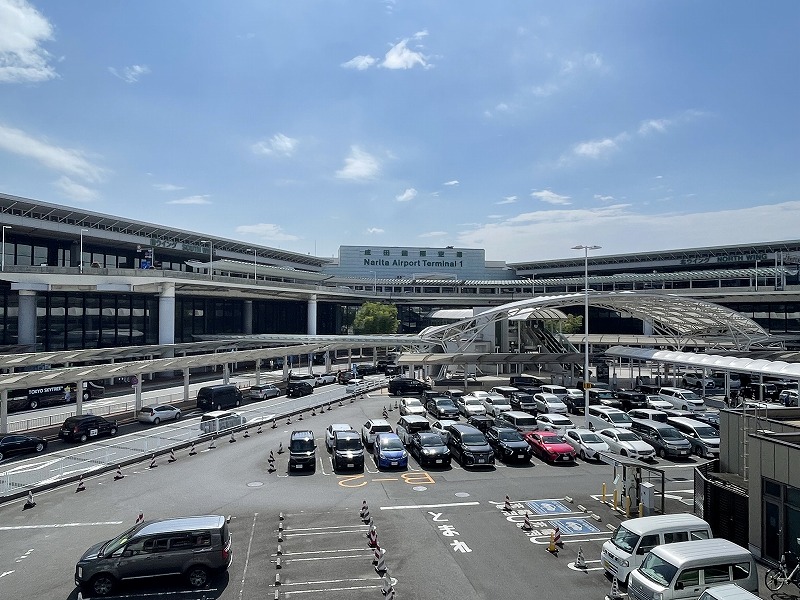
75;515;233;597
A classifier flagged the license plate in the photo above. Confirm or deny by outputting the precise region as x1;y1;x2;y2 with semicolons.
435;459;442;463
477;457;485;463
391;461;397;466
679;450;688;455
517;454;525;459
294;464;303;469
347;463;354;468
561;455;569;461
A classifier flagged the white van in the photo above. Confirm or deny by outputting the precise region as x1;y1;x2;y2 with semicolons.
628;538;759;600
658;387;707;412
541;384;568;401
699;584;760;600
601;514;713;583
587;405;633;431
200;410;247;434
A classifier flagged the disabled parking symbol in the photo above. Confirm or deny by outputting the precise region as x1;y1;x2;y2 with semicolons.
527;499;571;515
548;518;599;535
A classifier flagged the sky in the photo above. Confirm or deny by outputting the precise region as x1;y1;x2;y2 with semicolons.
0;1;798;263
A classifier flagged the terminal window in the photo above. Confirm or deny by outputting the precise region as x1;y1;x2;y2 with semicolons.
364;249;371;255
438;251;444;257
420;251;426;257
401;250;408;256
383;250;390;256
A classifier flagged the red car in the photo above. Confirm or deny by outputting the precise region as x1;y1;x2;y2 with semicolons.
524;431;577;464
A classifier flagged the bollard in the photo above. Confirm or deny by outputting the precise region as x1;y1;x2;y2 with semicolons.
602;482;607;504
625;495;631;517
612;489;618;511
639;502;644;518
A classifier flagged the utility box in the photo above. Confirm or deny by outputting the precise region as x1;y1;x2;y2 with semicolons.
640;482;656;516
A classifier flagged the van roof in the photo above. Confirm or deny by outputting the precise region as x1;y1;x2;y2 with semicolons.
649;538;749;564
138;515;226;536
619;514;709;536
667;416;712;428
399;415;429;423
201;410;240;418
700;584;760;600
502;411;536;419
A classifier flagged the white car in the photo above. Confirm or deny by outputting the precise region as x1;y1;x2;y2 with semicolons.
597;428;655;461
361;419;393;447
290;373;318;387
481;393;512;417
399;397;426;416
431;419;458;443
533;393;568;415
646;395;673;410
325;423;353;452
137;404;181;425
457;396;487;417
346;378;366;393
564;428;609;461
682;372;715;389
315;372;337;385
536;413;576;435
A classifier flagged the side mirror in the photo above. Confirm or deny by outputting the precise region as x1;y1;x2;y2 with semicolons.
122;549;133;557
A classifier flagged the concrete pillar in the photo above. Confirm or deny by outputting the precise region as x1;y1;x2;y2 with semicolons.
134;374;143;412
325;352;332;372
1;389;7;434
243;300;253;335
307;295;317;335
158;282;176;345
75;379;84;416
183;367;190;403
283;357;289;379
18;289;37;347
223;363;230;384
255;359;261;385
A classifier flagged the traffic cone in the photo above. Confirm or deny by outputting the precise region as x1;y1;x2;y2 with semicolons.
149;454;158;468
374;548;387;574
381;572;394;596
229;432;236;443
311;407;316;416
521;512;532;531
360;500;370;522
75;475;86;492
547;530;558;554
243;428;250;438
23;490;36;510
382;407;388;419
278;442;284;454
372;544;382;565
606;575;622;600
320;404;325;413
503;495;512;511
575;545;587;569
135;511;144;524
298;411;303;421
209;437;217;449
114;465;124;480
189;441;197;455
168;449;176;463
267;455;276;474
554;524;562;547
271;418;277;429
257;424;262;434
286;415;292;425
367;525;378;548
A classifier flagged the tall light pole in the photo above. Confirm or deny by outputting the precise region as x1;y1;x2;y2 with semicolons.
200;239;213;280
246;248;257;279
1;225;10;271
80;228;89;273
572;244;601;429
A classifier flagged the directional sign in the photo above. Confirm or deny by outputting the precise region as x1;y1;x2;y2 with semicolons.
548;518;600;535
527;499;571;515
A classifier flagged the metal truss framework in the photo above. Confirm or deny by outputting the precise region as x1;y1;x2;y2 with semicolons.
418;291;773;352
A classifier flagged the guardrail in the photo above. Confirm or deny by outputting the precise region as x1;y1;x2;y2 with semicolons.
0;377;388;501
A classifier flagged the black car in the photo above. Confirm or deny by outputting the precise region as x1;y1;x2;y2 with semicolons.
388;377;431;396
0;434;48;461
288;430;316;473
693;412;720;431
616;390;648;410
59;414;118;443
287;381;314;398
510;391;536;413
384;364;401;376
484;426;532;463
407;432;451;468
332;430;365;472
446;424;494;467
426;397;460;420
466;415;494;434
337;371;356;384
509;374;546;388
355;364;378;376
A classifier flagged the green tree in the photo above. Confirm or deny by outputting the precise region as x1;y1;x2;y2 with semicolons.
561;314;584;334
353;302;399;334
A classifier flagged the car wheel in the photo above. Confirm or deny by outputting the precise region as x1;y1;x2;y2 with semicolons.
35;442;45;452
79;433;88;443
90;573;116;596
235;399;241;407
579;449;586;461
0;451;4;461
695;445;703;457
186;564;209;588
682;405;689;411
109;427;118;436
659;448;667;459
28;399;39;410
153;417;161;425
175;412;181;421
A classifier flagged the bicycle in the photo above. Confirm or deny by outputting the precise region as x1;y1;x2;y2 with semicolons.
766;545;800;591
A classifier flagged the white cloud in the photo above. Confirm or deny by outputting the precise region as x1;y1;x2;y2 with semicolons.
396;188;417;202
573;137;620;159
341;55;377;70
167;195;211;205
235;223;299;241
638;118;671;136
419;231;447;238
153;183;184;191
456;201;800;262
531;189;571;205
0;123;105;182
251;133;298;157
381;38;430;70
0;0;57;83
594;194;615;202
655;175;663;179
53;176;97;202
497;196;517;204
443;180;459;186
366;227;384;234
335;146;380;181
108;64;150;83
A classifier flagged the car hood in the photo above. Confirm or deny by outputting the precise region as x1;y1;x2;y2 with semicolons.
80;540;108;562
463;443;492;453
500;440;529;451
542;442;574;453
378;449;406;458
623;440;653;452
405;407;426;414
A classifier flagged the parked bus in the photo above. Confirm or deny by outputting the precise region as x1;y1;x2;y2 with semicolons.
7;381;105;412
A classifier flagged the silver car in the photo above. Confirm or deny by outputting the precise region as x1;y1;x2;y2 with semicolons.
597;428;655;461
137;404;181;425
563;428;609;461
457;396;487;417
247;384;281;399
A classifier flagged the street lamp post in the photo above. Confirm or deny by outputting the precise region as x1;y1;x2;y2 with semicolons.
1;225;10;271
572;244;601;429
252;248;257;280
200;240;213;280
80;228;89;273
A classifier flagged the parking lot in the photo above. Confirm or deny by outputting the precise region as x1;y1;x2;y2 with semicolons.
0;384;720;600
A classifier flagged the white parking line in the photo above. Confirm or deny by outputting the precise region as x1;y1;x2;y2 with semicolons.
286;554;372;563
284;584;380;595
279;577;384;587
275;548;370;556
285;525;368;533
0;521;124;531
380;501;480;510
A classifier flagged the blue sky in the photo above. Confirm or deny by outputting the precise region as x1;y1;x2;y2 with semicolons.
0;0;798;262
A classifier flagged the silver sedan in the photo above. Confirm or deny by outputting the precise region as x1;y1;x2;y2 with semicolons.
137;404;181;425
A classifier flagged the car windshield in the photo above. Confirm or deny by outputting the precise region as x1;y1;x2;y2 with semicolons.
379;438;404;451
436;399;456;408
404;399;422;407
498;430;523;442
419;434;444;446
336;437;361;451
660;428;684;441
695;426;718;439
617;432;639;442
596;391;616;400
101;524;139;557
639;553;678;587
543;434;566;444
610;524;640;553
464;398;482;406
580;432;603;444
682;391;702;401
290;438;314;452
462;433;487;445
372;424;393;433
609;412;633;424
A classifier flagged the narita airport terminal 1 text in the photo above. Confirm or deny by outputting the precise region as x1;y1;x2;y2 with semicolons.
364;258;464;269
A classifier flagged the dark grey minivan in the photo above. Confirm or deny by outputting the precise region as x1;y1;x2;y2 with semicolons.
75;515;232;597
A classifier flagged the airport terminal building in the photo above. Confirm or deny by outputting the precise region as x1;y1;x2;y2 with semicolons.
1;191;799;352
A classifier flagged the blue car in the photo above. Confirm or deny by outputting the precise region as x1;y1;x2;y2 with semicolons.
373;432;408;469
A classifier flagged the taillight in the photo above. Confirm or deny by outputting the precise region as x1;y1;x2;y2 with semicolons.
74;426;80;433
222;538;231;560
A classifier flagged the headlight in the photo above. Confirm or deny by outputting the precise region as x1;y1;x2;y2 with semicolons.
622;559;629;567
77;566;83;578
654;593;663;600
423;448;433;455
